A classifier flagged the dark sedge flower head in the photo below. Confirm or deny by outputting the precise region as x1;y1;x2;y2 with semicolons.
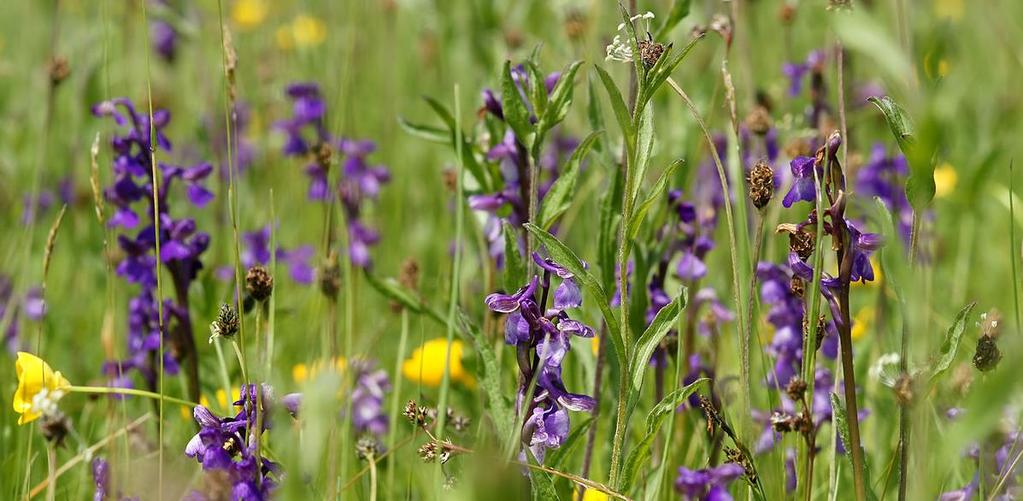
674;463;745;500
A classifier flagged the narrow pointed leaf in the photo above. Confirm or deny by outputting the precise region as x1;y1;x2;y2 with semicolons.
538;131;601;229
628;159;683;240
502;60;534;149
502;221;527;291
594;65;634;143
930;301;977;382
631;286;688;392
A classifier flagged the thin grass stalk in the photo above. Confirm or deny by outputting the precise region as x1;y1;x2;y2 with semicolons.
435;84;465;490
800;157;829;501
386;308;411;495
138;1;169;495
665;73;747;431
721;59;756;440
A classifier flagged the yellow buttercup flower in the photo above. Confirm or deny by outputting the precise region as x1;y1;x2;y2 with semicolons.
13;352;72;425
402;338;475;388
231;0;268;29
851;307;875;341
934;163;958;198
591;336;600;357
277;15;327;50
574;488;609;501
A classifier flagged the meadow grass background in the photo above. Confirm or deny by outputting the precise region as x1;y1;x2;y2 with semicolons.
2;0;1023;499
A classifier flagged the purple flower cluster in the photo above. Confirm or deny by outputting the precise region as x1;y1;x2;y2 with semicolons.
855;143;914;242
782;49;830;127
93;97;213;393
21;176;73;225
1;277;46;354
472;67;578;267
215;226;315;285
350;360;391;437
485;253;595;462
185;384;287;500
674;463;745;500
276;82;390;268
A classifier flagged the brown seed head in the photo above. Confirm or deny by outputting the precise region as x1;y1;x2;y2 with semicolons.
320;251;342;299
745;106;773;136
747;160;775;210
49;57;70;86
563;10;587;41
786;378;807;401
246;265;274;303
638;39;666;69
789;231;815;261
790;276;805;298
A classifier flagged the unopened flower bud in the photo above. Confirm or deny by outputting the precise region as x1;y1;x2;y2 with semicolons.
49;57;70;86
209;303;240;343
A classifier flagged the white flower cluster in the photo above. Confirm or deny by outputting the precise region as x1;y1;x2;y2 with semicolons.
604;11;655;63
31;388;66;419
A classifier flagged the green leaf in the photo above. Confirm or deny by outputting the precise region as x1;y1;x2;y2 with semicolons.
831;392;879;501
423;95;456;130
547;416;595;470
630;104;655;203
628;159;683;240
868;95;935;210
587;76;606;155
617;2;645;95
930;302;977;382
868;96;915;151
594;65;634;146
502;60;534;149
654;0;693;40
620;379;707;492
538;131;601;229
630;287;688;392
598;167;624;292
363;270;446;326
458;312;516;449
397;117;448;144
528;459;561;501
538;61;584;141
523;223;625;370
502;221;527;291
640;34;704;113
526;61;549;119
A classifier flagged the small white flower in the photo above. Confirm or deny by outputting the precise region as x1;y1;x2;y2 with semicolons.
31;388;65;419
605;12;656;63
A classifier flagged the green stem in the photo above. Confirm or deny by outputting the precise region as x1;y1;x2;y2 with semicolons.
68;386;197;408
435;84;465;490
230;338;248;388
386;308;410;495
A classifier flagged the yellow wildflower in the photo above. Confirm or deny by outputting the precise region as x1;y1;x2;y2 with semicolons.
231;0;268;29
934;0;963;21
293;357;346;384
591;336;600;357
574;488;609;501
402;338;475;388
214;387;241;410
851;307;875;341
13;352;72;425
277;15;327;50
934;163;958;198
